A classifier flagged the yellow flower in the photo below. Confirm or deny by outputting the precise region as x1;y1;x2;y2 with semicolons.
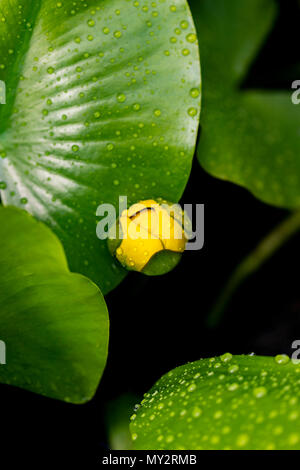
109;199;188;274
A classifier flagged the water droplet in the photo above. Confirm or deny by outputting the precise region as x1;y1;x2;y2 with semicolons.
188;107;197;117
214;410;223;419
236;434;249;447
288;433;299;446
220;352;233;363
133;103;141;111
192;407;202;418
275;354;290;365
186;33;197;43
227;383;239;391
253;386;267;398
180;20;189;29
117;93;126;103
190;88;200;98
228;364;239;374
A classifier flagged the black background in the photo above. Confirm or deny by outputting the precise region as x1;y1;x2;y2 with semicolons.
1;0;299;463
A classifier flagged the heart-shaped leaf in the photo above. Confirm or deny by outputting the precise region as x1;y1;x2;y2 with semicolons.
0;206;109;403
0;0;201;294
190;0;300;209
131;354;300;450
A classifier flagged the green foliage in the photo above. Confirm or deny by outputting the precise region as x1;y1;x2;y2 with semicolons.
0;207;109;403
190;0;300;208
131;354;300;450
142;250;182;276
106;394;140;450
0;0;201;294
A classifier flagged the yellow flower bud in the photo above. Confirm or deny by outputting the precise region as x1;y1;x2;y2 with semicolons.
108;199;189;275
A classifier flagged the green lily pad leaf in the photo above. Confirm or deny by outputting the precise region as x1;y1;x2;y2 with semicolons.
190;0;300;209
131;354;300;450
0;206;109;404
0;0;201;294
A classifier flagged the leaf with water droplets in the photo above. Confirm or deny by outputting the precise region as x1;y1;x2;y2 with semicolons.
0;0;201;294
0;206;109;403
131;355;300;450
190;0;300;208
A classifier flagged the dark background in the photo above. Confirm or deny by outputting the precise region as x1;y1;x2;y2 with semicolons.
1;0;299;463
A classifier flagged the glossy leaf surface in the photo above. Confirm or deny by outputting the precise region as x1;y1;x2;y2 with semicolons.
0;207;109;403
190;0;300;208
0;0;201;293
131;354;300;450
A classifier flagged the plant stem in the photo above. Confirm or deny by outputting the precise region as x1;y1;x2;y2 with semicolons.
207;210;300;328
